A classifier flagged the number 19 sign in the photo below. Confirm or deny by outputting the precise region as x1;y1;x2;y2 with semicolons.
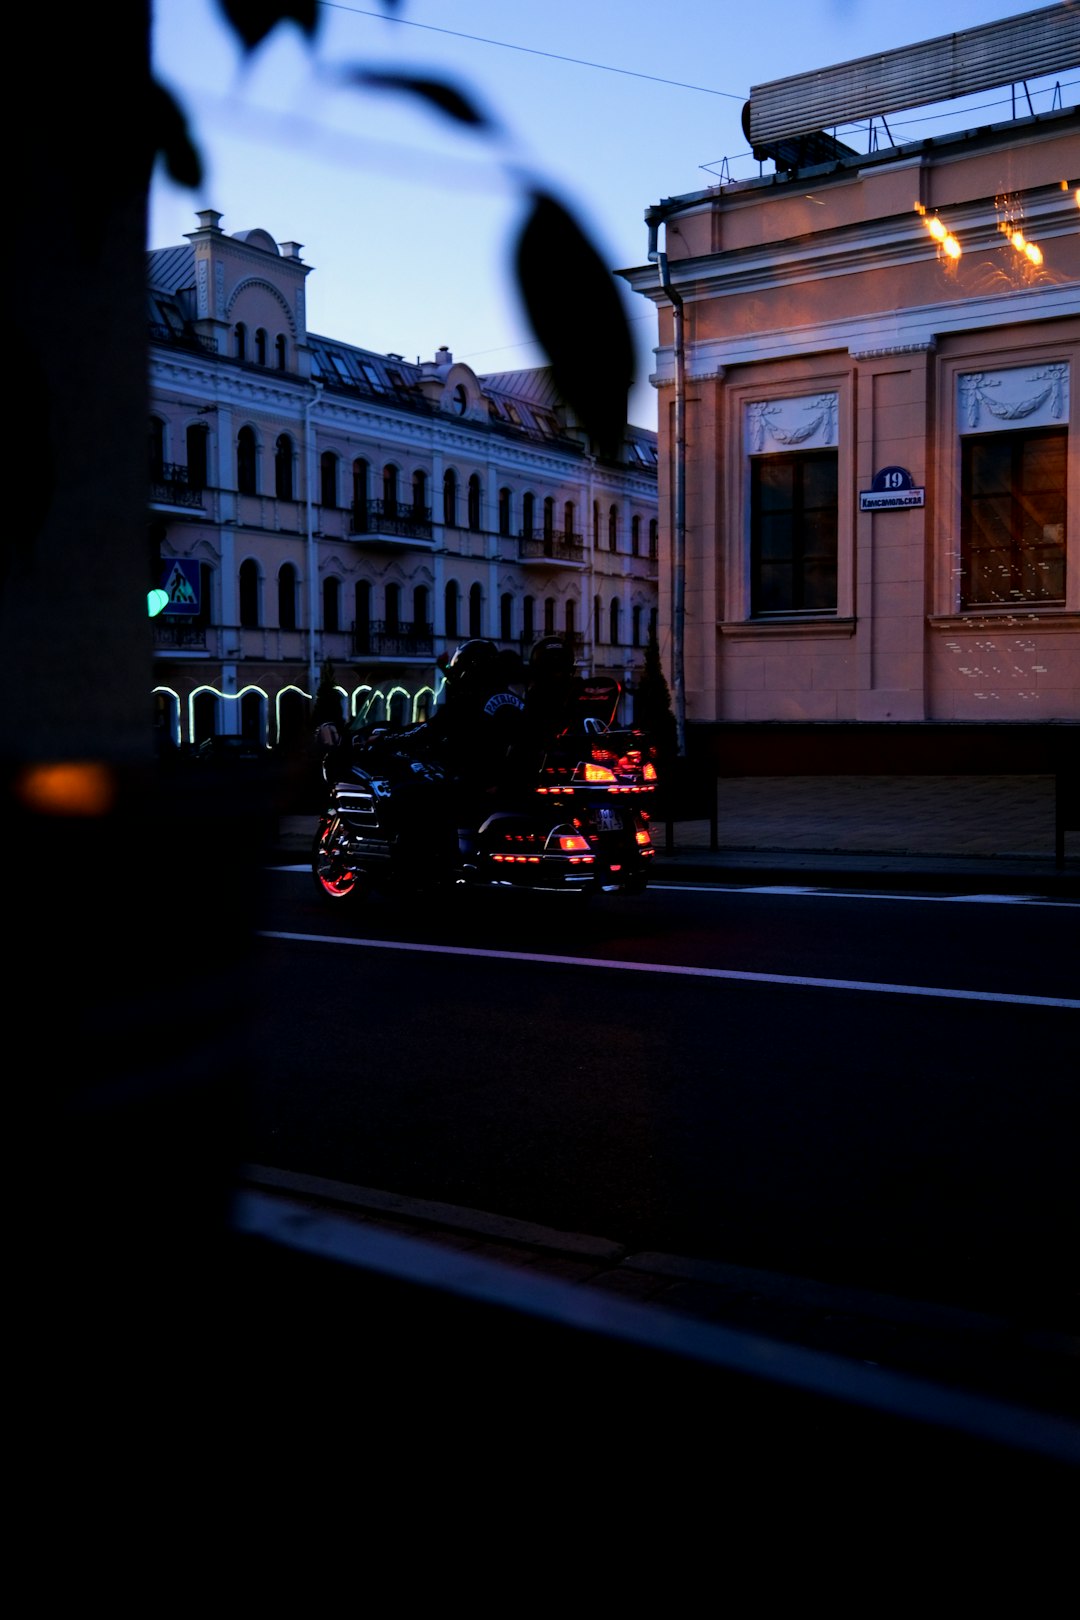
860;466;925;511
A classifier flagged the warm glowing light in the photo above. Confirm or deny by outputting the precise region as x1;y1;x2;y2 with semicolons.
1025;242;1044;266
581;761;616;783
558;833;590;852
943;235;961;260
635;828;652;846
643;762;657;782
1010;229;1026;249
16;761;116;817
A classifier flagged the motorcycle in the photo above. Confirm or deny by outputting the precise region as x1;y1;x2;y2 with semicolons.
311;677;658;904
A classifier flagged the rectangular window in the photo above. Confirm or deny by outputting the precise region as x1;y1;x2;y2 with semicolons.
751;451;838;615
960;428;1066;607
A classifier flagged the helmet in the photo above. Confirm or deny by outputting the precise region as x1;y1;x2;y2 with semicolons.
529;636;574;679
446;638;499;689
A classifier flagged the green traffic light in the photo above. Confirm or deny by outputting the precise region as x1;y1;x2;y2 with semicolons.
148;588;170;618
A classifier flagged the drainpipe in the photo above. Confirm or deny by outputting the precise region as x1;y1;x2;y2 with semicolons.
304;379;324;697
650;222;687;757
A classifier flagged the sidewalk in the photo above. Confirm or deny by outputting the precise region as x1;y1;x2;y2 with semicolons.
274;774;1079;896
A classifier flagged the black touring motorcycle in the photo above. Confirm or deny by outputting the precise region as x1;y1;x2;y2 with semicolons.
312;676;658;905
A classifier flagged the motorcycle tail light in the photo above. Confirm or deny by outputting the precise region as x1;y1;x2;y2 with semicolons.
643;762;657;781
635;827;652;846
558;832;590;852
578;761;616;784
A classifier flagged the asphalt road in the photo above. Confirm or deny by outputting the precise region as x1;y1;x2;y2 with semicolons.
243;867;1078;1323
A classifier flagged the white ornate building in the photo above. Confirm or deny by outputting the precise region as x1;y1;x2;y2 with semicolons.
148;210;658;751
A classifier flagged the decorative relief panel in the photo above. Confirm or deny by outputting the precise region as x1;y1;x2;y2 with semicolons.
957;363;1069;433
744;392;838;454
196;258;209;318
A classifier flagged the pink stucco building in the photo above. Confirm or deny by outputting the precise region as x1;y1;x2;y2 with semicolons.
623;16;1078;773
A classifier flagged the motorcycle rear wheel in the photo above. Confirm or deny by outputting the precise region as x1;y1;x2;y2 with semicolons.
312;816;362;901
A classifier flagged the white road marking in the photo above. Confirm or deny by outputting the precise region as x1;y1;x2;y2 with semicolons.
259;930;1080;1009
651;882;1078;908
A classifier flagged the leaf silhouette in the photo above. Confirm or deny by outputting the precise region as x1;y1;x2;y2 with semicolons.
341;69;494;131
515;191;634;460
217;0;321;52
150;80;203;188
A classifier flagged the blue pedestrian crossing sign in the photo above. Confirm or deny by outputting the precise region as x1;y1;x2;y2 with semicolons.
160;558;201;615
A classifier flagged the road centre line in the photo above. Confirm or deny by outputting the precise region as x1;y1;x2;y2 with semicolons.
260;931;1080;1010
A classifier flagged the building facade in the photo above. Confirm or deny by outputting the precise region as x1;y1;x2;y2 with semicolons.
622;60;1079;771
148;210;658;752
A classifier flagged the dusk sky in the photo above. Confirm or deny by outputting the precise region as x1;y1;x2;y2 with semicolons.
149;1;1076;428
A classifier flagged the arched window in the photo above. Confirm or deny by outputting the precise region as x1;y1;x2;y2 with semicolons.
467;473;482;532
563;501;575;540
522;492;535;538
498;487;512;537
382;464;399;516
275;334;286;371
354;580;371;654
148;416;165;479
323;576;341;633
192;561;214;631
468;582;483;639
237;426;258;494
649;519;658;559
543;496;554;542
500;592;514;642
609;505;618;551
632;605;642;646
274;434;294;501
320;450;338;509
240;689;265;744
593;501;600;548
186;422;209;489
544;597;556;636
412;468;427;515
565;598;576;637
609;597;620;646
193;690;218;747
413;584;429;631
445;579;460;641
234;322;247;361
239;558;260;628
631;515;641;556
523;595;535;644
278;562;298;630
649;606;658;640
593;593;602;644
385;582;401;632
352;458;369;530
255;328;267;366
443;468;458;526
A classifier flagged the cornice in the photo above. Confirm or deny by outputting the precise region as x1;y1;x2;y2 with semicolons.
651;284;1078;378
624;190;1079;307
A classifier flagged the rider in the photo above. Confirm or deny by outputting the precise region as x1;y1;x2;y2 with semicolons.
322;639;528;877
520;635;583;766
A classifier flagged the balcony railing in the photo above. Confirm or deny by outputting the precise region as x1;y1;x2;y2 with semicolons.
152;619;207;650
149;463;205;509
148;322;218;355
353;620;435;658
518;531;586;566
349;500;433;543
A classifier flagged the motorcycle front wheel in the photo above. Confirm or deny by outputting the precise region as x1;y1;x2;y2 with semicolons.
312;815;363;901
